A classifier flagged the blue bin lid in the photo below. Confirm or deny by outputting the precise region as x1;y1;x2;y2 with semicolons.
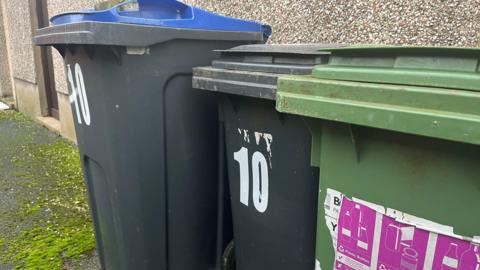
50;0;271;37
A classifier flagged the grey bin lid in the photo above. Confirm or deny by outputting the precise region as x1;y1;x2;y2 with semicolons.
193;44;343;100
34;21;266;47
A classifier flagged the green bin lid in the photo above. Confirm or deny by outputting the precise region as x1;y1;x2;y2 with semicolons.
313;46;480;91
276;46;480;145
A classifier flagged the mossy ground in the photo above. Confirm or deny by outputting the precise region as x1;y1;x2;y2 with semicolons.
0;110;97;270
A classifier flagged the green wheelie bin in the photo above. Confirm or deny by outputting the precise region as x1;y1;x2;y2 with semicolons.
276;47;480;270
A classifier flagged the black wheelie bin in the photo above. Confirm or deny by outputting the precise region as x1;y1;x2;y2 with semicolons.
193;44;339;270
34;1;271;269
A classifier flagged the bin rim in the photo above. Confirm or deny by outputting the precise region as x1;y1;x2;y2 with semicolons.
323;45;480;56
215;44;345;55
34;21;266;47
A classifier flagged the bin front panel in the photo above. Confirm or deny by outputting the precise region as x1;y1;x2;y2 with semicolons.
64;39;253;270
65;46;147;270
164;69;219;270
312;121;480;270
222;95;319;270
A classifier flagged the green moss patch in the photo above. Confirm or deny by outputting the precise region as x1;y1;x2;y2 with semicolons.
0;111;96;269
0;110;28;122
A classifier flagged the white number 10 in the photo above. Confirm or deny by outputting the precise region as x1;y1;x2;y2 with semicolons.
67;63;91;126
234;147;269;213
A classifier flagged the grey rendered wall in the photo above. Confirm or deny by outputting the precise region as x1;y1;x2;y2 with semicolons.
0;1;13;98
2;0;44;117
3;0;37;84
184;0;480;46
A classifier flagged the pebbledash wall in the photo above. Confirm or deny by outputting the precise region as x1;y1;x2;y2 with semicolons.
184;0;480;46
0;0;479;142
0;1;13;101
1;0;38;113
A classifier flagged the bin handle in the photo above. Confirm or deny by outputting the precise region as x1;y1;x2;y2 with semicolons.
108;0;196;24
50;0;196;26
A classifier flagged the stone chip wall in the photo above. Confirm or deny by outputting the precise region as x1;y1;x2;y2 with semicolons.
184;0;480;47
3;0;36;83
0;2;13;98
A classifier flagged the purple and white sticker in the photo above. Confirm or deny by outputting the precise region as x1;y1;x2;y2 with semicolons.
324;189;480;270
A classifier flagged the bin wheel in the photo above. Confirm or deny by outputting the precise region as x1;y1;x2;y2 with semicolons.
222;241;236;270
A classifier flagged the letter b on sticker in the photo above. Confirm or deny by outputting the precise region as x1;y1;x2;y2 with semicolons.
334;196;341;206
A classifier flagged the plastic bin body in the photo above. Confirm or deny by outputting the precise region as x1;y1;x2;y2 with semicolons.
193;45;339;270
34;1;269;269
221;95;318;270
277;47;480;270
312;122;480;270
64;40;240;270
